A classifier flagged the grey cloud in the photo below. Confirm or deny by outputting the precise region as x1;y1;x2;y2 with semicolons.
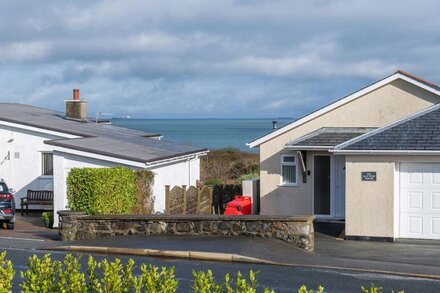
0;0;439;117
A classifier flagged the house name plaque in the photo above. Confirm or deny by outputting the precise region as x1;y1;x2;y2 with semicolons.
361;171;376;181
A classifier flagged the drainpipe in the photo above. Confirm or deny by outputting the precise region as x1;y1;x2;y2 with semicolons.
188;158;191;186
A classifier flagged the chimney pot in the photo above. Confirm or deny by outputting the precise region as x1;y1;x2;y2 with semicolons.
73;88;80;101
66;89;87;121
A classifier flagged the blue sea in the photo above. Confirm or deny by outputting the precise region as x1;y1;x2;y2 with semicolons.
112;118;294;153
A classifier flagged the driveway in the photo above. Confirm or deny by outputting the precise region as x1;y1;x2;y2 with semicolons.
0;212;58;241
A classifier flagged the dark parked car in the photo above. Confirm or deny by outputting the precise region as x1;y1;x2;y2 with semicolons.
0;180;15;229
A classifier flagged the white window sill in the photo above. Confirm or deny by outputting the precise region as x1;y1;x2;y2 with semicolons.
278;183;299;187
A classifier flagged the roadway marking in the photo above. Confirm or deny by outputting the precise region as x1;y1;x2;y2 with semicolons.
0;236;45;242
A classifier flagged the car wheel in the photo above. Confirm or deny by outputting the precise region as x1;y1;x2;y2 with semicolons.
6;223;14;230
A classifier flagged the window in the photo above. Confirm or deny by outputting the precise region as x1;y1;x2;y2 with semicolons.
281;154;297;185
41;152;53;176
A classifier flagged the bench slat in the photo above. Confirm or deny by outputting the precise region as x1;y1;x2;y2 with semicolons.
21;190;54;215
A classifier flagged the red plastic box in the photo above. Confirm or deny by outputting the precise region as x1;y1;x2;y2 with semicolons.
224;195;252;215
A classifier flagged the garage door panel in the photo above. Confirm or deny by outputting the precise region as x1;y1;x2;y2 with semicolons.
432;168;440;184
432;193;440;209
433;218;440;235
412;173;423;184
409;192;423;209
400;163;440;240
408;216;423;234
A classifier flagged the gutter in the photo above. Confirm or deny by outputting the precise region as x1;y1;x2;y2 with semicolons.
285;145;332;151
145;150;209;168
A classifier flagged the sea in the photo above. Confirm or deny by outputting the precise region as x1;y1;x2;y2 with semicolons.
112;118;294;153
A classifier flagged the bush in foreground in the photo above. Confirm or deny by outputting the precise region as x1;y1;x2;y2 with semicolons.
0;252;405;292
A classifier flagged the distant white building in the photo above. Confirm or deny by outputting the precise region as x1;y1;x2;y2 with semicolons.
0;90;208;226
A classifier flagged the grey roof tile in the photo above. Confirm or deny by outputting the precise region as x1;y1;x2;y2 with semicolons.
0;103;207;163
341;104;440;151
286;127;376;149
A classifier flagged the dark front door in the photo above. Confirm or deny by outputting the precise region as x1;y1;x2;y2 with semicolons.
314;155;331;215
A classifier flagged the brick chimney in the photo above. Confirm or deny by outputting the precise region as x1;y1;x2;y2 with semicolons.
65;89;87;121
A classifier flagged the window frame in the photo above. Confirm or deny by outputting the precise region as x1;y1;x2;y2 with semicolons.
280;154;298;186
40;151;54;177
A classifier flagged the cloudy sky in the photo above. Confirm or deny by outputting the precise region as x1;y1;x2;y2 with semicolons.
0;1;439;118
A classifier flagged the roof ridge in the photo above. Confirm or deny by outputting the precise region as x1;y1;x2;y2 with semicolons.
396;70;440;89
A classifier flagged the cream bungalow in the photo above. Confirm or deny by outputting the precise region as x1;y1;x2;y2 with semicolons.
248;70;440;240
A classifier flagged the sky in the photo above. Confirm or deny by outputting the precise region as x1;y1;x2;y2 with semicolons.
0;1;440;118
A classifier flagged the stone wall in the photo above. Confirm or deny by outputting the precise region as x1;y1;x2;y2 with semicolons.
58;211;315;251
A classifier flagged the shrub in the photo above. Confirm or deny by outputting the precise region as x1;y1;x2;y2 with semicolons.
237;172;259;183
192;269;222;293
298;285;324;293
201;148;259;184
0;252;14;292
54;254;86;293
9;253;408;293
132;170;155;214
206;178;224;186
361;284;404;293
20;254;58;292
192;270;274;293
139;264;178;292
67;167;136;215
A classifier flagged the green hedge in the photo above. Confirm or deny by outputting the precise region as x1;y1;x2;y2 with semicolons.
67;167;137;215
133;170;155;214
0;252;404;293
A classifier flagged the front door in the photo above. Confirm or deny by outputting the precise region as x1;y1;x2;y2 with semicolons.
314;155;331;215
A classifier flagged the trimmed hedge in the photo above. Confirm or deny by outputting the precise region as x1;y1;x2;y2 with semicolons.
67;167;138;215
0;252;404;293
133;170;155;214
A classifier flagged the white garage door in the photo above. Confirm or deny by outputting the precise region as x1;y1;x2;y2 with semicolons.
400;163;440;239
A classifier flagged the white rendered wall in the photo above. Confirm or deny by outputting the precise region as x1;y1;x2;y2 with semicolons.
53;152;201;226
150;157;200;212
0;125;65;208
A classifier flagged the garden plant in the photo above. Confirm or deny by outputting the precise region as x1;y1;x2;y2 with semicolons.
0;252;405;293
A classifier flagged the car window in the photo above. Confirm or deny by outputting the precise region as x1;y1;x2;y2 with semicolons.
0;183;9;194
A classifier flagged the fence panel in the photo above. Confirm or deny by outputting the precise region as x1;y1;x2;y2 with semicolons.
198;186;213;214
165;185;213;215
185;186;199;214
165;185;186;214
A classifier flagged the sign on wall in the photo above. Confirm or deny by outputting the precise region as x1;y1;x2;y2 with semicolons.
361;171;377;181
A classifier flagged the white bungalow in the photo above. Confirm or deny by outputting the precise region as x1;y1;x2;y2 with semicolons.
0;90;208;226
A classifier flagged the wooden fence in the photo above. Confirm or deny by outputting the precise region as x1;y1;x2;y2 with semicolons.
165;185;213;214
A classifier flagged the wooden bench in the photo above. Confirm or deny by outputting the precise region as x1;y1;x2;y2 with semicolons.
20;190;54;215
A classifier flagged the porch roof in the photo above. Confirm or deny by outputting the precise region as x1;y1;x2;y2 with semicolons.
285;127;376;150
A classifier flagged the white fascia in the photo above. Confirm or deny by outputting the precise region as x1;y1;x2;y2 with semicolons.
52;146;209;169
52;146;148;168
145;150;209;168
285;145;332;151
0;120;79;139
247;72;440;148
331;150;440;156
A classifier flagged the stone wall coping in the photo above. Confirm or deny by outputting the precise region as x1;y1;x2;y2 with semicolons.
59;213;314;222
58;210;87;217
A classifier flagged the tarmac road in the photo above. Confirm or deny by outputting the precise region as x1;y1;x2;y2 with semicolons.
0;236;439;293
